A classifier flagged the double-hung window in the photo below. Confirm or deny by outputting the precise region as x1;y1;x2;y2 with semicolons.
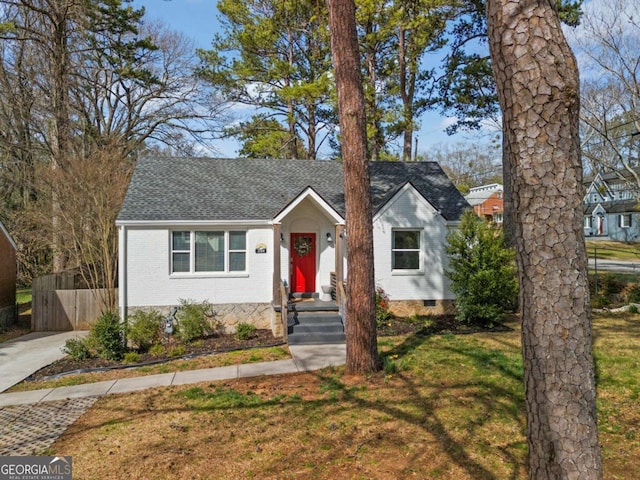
392;230;421;271
171;230;247;274
584;216;592;229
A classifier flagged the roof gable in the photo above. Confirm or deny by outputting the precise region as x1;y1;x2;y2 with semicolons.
373;182;446;225
0;220;17;251
274;186;345;224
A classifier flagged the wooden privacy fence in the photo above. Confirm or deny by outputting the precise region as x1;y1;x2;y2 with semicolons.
32;274;116;331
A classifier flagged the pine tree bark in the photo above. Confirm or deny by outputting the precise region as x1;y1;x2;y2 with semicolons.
486;0;602;478
326;0;379;373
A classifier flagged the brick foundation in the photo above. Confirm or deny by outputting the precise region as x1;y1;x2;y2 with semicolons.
127;303;278;336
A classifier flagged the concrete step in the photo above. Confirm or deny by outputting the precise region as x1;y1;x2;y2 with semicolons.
289;322;344;334
287;310;345;345
288;332;346;345
290;312;342;325
289;301;338;313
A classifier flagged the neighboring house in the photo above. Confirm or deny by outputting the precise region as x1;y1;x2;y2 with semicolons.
116;157;469;334
465;183;504;224
583;170;640;242
0;220;17;328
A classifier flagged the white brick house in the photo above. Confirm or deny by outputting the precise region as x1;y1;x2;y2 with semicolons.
116;157;469;333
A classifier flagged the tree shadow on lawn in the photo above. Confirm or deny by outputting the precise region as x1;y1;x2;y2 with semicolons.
60;326;527;479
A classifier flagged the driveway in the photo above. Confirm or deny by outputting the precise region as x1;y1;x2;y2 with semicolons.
588;258;640;274
0;331;89;393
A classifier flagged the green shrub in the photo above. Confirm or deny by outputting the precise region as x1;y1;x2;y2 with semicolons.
446;210;518;326
127;310;162;352
123;351;141;364
168;345;186;357
175;299;220;343
627;285;640;303
236;322;256;340
592;294;610;309
148;344;165;357
375;287;394;328
382;356;398;375
88;311;126;361
62;338;92;360
599;273;624;296
629;304;639;314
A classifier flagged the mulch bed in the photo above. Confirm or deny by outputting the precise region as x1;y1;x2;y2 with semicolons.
28;316;512;382
29;329;283;381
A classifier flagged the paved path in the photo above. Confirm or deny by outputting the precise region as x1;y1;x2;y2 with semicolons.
0;339;346;455
0;331;89;392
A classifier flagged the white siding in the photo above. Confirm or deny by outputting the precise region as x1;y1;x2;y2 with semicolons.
373;185;453;301
124;225;273;307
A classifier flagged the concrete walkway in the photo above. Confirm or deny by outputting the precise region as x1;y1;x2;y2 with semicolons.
0;338;346;455
0;343;346;408
0;331;89;393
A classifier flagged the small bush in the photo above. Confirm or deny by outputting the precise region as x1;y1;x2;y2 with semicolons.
128;310;162;352
89;311;126;361
592;294;610;309
383;356;398;375
236;322;256;340
168;345;186;357
123;351;141;364
62;338;92;360
148;344;165;357
628;304;639;314
175;299;220;343
627;285;640;303
375;287;394;328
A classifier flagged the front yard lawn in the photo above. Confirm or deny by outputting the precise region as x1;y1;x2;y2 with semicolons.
49;313;639;479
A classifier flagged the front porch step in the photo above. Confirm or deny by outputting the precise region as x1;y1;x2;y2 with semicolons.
287;310;345;345
289;301;339;313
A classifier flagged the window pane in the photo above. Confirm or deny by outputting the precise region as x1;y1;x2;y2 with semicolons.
229;252;246;271
172;231;190;250
195;231;224;272
393;231;420;249
229;231;246;250
393;251;420;270
172;252;190;273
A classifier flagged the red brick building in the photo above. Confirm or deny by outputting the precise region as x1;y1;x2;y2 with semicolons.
465;184;504;224
0;220;17;328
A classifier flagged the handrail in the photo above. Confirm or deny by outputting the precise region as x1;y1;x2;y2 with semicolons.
337;281;347;327
280;280;288;343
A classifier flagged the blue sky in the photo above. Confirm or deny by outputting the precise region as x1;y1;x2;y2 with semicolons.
131;0;495;158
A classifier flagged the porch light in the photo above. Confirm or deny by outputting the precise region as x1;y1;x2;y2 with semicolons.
280;232;285;242
326;232;333;243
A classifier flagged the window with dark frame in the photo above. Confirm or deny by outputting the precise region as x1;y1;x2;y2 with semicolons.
619;214;632;228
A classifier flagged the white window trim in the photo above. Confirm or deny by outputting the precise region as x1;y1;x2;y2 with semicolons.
391;228;424;275
584;216;592;229
170;230;248;276
619;214;632;229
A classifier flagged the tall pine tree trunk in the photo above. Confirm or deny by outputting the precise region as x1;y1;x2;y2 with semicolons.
486;0;602;478
326;0;379;374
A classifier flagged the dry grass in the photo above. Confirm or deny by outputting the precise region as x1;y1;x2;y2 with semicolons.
586;240;640;261
50;315;639;479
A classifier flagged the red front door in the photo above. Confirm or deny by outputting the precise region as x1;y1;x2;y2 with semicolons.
290;233;316;293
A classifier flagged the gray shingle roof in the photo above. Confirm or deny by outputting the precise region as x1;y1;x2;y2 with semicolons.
117;157;469;223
